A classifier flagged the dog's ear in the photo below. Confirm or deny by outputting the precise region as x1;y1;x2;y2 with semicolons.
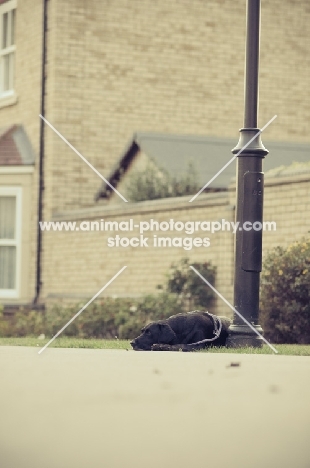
158;323;177;344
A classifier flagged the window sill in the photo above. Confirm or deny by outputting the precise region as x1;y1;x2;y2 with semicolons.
0;92;18;109
0;290;19;299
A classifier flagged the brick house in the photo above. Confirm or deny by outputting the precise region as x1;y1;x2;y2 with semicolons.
0;0;309;311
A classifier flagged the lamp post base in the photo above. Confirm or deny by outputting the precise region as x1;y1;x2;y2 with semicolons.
226;324;264;348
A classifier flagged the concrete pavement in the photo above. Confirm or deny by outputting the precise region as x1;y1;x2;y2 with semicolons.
0;346;309;468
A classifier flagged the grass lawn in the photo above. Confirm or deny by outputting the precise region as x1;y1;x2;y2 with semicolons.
0;337;310;355
0;337;130;350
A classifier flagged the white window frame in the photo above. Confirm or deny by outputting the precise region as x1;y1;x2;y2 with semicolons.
0;0;17;99
0;186;22;299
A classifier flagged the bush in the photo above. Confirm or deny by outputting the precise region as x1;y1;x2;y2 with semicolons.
260;238;310;344
0;308;45;338
0;259;216;339
126;161;200;202
0;294;184;340
163;257;216;310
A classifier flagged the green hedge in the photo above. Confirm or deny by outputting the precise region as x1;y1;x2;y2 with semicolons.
260;238;310;344
164;257;216;309
125;161;200;202
0;293;186;339
0;258;216;339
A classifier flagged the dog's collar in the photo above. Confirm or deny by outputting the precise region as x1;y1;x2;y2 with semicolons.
186;312;223;347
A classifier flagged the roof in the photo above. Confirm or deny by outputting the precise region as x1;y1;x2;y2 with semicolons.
96;132;310;200
0;125;36;166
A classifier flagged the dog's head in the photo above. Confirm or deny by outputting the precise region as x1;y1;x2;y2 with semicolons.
130;321;177;351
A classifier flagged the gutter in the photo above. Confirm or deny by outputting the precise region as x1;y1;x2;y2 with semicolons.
33;0;48;305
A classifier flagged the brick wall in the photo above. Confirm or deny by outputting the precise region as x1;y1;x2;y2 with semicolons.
42;171;310;317
46;0;310;214
43;192;234;315
263;173;310;250
0;0;309;305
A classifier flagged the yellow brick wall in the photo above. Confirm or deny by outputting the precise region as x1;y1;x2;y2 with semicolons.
46;0;310;213
42;172;310;318
43;192;234;315
263;175;310;251
43;0;310;316
0;0;309;306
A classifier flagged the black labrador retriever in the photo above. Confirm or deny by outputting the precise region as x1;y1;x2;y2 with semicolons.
130;311;231;351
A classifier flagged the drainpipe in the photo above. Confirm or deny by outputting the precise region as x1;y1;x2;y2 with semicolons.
33;0;48;305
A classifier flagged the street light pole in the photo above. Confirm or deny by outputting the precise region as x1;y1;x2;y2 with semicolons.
227;0;268;348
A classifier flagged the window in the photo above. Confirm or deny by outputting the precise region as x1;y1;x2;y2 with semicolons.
0;186;21;298
0;0;16;97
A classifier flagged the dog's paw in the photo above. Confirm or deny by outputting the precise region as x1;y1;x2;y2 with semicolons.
151;343;171;351
152;343;187;351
